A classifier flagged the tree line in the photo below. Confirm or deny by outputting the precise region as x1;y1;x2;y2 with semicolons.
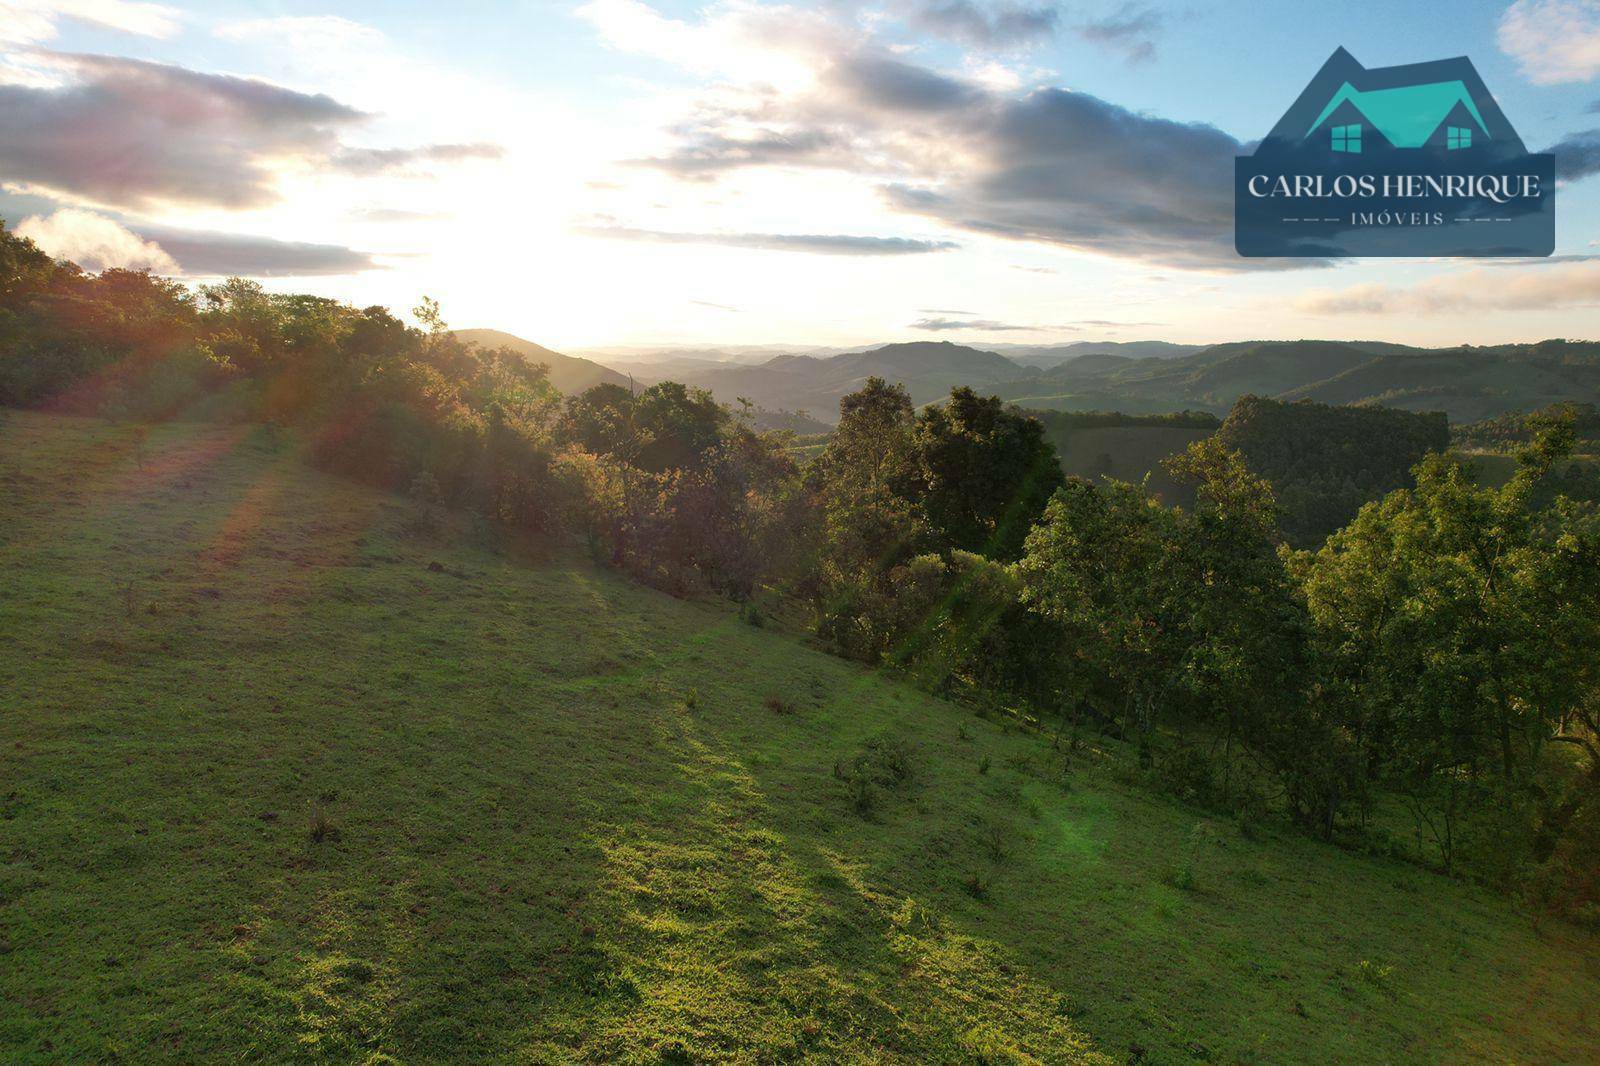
2;220;1596;924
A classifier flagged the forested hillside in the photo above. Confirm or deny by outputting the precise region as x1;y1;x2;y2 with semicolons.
1216;396;1450;546
994;340;1600;424
452;328;629;394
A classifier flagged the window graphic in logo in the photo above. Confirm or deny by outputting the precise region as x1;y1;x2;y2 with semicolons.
1235;48;1554;258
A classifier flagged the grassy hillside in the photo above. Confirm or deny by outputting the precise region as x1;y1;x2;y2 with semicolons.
3;411;1598;1062
454;328;629;395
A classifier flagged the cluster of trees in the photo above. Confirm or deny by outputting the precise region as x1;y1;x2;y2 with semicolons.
1216;395;1450;547
1454;401;1600;452
3;219;1596;921
848;409;1598;917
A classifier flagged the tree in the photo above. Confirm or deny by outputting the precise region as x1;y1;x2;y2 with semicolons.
915;387;1064;561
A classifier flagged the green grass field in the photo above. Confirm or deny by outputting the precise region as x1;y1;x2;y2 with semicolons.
2;411;1598;1062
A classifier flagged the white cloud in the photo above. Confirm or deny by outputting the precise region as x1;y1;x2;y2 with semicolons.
576;0;844;90
1498;0;1600;85
0;0;180;45
214;15;386;51
1294;259;1600;314
17;207;178;272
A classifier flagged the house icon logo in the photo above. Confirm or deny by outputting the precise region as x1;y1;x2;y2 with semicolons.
1235;48;1554;258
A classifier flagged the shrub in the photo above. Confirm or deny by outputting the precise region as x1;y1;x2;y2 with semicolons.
833;732;916;817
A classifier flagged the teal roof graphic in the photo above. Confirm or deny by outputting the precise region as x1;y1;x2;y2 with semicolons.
1248;48;1529;157
1305;80;1488;148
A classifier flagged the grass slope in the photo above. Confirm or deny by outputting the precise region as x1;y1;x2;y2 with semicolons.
2;411;1597;1062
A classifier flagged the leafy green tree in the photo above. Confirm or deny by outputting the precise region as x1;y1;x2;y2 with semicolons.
915;386;1065;561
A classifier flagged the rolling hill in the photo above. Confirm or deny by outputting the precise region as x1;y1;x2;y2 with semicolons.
633;341;1033;422
4;409;1598;1060
454;328;630;395
992;340;1600;424
622;338;1599;427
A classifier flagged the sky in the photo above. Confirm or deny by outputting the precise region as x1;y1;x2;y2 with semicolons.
4;0;1600;349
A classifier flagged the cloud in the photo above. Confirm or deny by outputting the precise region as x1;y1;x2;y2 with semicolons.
1498;0;1600;85
331;142;505;175
598;6;1277;271
880;85;1262;270
349;207;450;223
579;224;958;254
11;207;377;277
576;0;845;87
1294;259;1600;314
15;207;177;272
918;307;980;314
1545;127;1600;180
1076;4;1163;64
691;299;742;311
901;1;1059;49
214;15;385;50
911;315;1038;330
628;127;856;178
0;0;180;46
829;53;984;113
0;52;365;210
134;225;380;277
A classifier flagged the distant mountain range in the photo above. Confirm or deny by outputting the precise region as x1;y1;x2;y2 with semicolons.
465;329;1600;428
983;341;1205;367
616;337;1600;425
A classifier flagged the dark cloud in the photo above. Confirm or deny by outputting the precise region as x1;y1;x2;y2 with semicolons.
331;142;504;175
1545;128;1600;182
1076;5;1164;64
629;127;852;177
0;52;365;210
911;316;1038;331
884;87;1261;270
134;224;380;277
637;47;1298;270
826;54;982;113
579;225;958;255
905;1;1059;48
